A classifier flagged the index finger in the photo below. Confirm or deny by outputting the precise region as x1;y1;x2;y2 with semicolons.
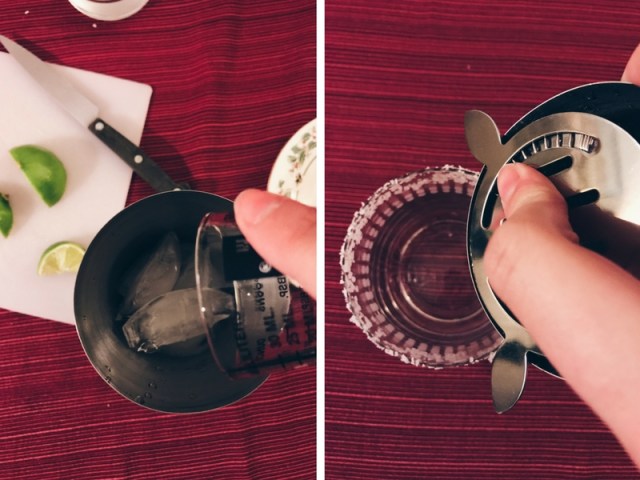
621;43;640;83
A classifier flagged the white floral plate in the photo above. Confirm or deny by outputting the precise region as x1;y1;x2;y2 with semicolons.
267;119;317;207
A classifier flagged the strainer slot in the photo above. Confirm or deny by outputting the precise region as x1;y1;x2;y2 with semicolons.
537;155;573;177
567;189;600;208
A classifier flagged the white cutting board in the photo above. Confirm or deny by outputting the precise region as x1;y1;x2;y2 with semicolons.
0;52;152;325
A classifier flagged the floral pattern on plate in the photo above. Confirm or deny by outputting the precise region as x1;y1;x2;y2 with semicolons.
267;119;317;207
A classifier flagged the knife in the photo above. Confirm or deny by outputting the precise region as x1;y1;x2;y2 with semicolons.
0;35;184;193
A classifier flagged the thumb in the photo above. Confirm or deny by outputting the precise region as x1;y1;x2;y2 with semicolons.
484;163;579;306
234;189;316;298
496;163;577;242
484;163;640;464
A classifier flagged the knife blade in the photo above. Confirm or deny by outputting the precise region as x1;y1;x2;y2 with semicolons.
0;35;183;193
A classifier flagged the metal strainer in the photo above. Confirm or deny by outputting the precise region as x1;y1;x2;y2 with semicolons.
465;82;640;413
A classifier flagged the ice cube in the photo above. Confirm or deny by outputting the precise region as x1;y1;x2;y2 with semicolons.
116;232;182;322
122;287;235;354
174;250;196;290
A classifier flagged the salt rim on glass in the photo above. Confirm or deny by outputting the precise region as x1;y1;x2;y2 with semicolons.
340;165;501;369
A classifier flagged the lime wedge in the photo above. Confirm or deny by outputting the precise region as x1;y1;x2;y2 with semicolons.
0;193;12;238
10;145;67;207
38;241;85;276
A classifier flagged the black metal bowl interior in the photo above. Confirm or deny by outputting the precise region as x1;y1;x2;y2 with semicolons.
75;190;266;413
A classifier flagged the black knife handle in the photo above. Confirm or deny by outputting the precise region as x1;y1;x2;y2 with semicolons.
89;118;186;193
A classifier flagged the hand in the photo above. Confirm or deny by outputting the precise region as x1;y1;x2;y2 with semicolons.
484;43;640;467
234;189;316;299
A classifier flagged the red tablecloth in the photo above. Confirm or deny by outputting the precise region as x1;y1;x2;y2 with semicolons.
0;2;315;479
326;0;638;478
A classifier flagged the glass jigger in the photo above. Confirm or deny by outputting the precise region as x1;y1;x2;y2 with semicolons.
195;212;316;379
69;0;149;21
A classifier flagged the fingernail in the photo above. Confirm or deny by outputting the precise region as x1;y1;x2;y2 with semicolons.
235;189;283;225
497;164;523;204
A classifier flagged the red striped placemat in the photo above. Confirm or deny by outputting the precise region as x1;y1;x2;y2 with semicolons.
326;0;638;477
0;1;316;478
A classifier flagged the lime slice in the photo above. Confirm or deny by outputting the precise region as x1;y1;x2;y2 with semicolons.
0;193;12;238
38;241;85;276
10;145;67;207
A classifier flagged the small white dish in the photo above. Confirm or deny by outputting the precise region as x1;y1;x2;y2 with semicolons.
267;119;317;207
69;0;149;21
